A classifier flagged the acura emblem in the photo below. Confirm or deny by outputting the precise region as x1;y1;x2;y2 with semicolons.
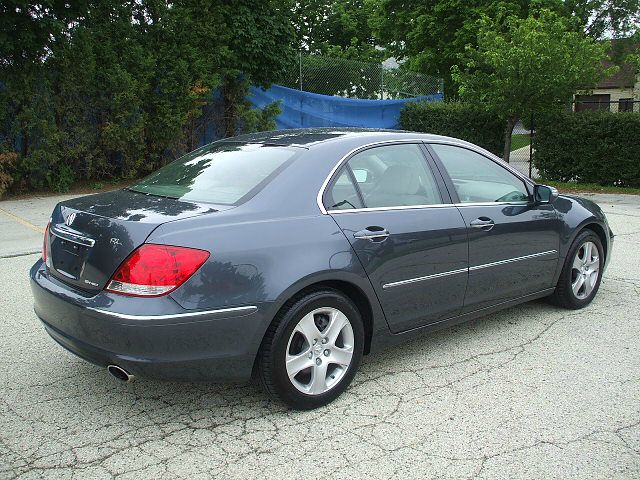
65;212;77;227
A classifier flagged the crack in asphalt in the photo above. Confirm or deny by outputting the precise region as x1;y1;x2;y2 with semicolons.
1;203;639;479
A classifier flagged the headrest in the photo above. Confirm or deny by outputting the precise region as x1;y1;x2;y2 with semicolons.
376;165;420;195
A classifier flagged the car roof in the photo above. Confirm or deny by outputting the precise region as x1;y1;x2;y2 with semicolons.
219;128;466;149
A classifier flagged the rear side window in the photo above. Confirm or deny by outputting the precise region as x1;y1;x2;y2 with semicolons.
325;144;442;210
326;168;364;210
130;143;298;205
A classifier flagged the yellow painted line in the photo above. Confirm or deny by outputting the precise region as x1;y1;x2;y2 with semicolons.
0;207;45;234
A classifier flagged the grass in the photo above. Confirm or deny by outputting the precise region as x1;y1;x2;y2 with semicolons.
510;133;531;152
534;180;640;195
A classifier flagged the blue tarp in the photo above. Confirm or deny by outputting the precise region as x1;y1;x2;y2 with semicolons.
249;85;443;130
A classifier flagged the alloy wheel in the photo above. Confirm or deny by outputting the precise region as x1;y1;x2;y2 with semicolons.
285;307;354;395
571;241;600;300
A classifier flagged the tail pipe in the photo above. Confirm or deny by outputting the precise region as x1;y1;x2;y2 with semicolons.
107;364;135;383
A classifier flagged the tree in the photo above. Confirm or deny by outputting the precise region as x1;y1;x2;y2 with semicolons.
565;0;640;38
375;0;639;97
452;9;612;161
0;0;295;193
294;0;381;60
219;0;296;137
375;0;561;97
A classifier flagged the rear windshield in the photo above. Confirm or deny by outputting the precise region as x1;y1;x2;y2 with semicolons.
129;143;298;205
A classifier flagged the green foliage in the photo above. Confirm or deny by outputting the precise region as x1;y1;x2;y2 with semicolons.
567;0;640;38
0;152;17;198
453;9;611;160
376;0;561;97
294;0;381;61
535;111;640;187
375;1;639;97
0;0;294;193
454;10;610;120
399;102;505;156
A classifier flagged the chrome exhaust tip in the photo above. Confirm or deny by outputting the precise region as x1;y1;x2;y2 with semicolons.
107;364;135;383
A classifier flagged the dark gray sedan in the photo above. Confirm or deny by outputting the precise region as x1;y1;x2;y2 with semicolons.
31;128;613;409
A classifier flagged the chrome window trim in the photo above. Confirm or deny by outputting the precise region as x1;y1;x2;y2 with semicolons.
317;138;534;215
382;250;557;289
327;201;530;215
86;305;258;321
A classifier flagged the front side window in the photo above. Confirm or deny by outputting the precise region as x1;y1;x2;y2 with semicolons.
431;144;529;203
130;143;298;205
326;144;442;210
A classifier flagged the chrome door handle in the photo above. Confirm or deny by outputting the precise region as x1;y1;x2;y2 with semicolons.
353;227;390;242
469;217;495;231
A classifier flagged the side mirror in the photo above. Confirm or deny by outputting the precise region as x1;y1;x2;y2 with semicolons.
534;184;559;204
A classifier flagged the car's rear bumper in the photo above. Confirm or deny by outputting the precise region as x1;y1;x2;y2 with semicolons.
30;260;271;382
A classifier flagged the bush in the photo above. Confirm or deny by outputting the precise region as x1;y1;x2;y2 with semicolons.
535;112;640;187
0;152;16;198
399;101;505;156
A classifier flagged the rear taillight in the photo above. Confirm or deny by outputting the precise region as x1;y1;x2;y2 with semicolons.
42;221;51;263
106;244;209;297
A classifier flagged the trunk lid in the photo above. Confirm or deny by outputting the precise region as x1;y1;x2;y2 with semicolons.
46;189;221;293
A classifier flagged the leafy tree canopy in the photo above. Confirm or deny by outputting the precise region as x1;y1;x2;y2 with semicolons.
0;1;295;193
452;9;612;160
294;0;382;60
375;0;639;96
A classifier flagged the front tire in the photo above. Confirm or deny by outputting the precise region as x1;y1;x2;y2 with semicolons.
549;230;604;309
257;289;364;410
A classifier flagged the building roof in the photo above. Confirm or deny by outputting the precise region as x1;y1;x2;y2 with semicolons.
598;39;639;89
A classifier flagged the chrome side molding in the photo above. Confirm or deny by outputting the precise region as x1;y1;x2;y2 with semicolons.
382;268;468;289
468;250;558;272
86;305;258;321
382;250;558;289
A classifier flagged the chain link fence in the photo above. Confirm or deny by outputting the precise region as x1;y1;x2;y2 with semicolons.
280;54;444;100
508;100;639;179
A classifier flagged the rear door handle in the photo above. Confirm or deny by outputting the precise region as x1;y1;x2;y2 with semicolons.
353;227;390;242
469;217;495;231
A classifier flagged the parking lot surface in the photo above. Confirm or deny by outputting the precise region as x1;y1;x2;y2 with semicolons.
1;193;639;479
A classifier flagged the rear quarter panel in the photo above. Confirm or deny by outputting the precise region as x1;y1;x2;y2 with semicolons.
148;209;390;347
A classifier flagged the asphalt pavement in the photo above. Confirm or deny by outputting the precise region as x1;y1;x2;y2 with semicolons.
0;193;638;479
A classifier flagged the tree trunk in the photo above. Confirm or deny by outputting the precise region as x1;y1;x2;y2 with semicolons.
502;117;517;163
222;76;239;138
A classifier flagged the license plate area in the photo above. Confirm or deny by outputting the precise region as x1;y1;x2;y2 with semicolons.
50;237;88;280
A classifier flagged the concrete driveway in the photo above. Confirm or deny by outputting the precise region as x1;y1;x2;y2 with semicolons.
1;193;639;479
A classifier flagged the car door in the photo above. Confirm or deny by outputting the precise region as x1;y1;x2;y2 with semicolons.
324;143;469;333
427;143;561;313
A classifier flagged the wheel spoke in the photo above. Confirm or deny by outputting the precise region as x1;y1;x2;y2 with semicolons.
330;346;353;367
572;274;585;296
324;310;348;345
572;253;583;270
584;271;598;296
295;312;321;345
286;351;313;379
583;242;592;264
310;361;329;394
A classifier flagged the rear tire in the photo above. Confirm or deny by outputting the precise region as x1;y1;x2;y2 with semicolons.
549;230;604;309
257;289;364;410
